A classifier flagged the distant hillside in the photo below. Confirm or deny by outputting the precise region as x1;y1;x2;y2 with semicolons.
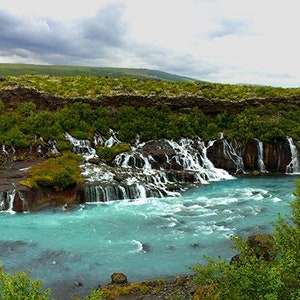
0;63;195;82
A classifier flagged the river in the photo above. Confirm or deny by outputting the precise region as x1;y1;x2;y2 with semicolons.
0;175;298;299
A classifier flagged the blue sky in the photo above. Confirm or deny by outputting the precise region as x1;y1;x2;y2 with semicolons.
0;0;299;87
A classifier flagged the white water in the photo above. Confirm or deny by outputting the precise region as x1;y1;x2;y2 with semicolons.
222;138;245;173
0;176;298;299
286;137;300;174
256;139;267;173
65;133;97;161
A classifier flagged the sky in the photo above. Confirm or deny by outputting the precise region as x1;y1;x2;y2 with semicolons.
0;0;299;87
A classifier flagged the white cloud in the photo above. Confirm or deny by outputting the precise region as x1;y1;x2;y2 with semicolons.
0;0;300;87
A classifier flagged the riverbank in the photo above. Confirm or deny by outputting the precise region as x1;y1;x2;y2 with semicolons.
80;274;198;300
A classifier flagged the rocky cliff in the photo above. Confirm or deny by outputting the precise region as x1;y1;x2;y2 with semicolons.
0;134;299;213
1;85;300;115
0;86;300;212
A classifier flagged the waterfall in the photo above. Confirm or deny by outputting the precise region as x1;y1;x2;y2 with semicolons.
104;129;120;147
286;137;300;174
203;140;235;181
7;189;16;213
166;138;233;182
48;139;60;154
2;144;8;155
77;135;234;203
256;139;267;173
65;133;97;160
84;182;165;202
0;189;16;213
0;192;6;211
222;139;245;174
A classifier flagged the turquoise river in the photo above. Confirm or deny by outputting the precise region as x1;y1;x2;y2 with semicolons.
0;175;299;299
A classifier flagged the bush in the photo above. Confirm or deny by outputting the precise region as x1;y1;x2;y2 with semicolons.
0;266;51;300
20;152;83;191
190;180;300;300
96;143;131;163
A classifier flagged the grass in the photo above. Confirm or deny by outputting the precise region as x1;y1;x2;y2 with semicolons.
1;66;300;101
0;63;194;82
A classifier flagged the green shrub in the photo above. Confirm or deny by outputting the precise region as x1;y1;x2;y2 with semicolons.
20;152;83;191
96;143;131;163
18;101;36;116
0;266;51;300
190;180;300;300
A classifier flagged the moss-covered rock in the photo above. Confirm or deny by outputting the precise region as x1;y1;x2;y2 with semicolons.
96;143;130;163
19;152;83;191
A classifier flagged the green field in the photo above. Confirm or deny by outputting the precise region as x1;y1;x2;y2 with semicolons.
0;63;194;82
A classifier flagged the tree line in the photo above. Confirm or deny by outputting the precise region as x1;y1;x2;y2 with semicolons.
0;99;300;151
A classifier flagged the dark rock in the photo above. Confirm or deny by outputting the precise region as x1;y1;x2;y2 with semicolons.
207;139;239;173
247;234;275;261
142;140;176;167
230;234;275;265
142;243;151;252
191;243;201;248
243;140;258;170
113;173;127;182
88;157;101;164
111;272;128;285
263;140;291;173
75;281;83;287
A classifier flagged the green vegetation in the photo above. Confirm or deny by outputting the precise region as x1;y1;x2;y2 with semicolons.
0;63;193;82
1;73;300;100
190;180;300;300
19;152;83;190
0;73;299;147
0;266;51;300
0;98;299;150
96;143;131;163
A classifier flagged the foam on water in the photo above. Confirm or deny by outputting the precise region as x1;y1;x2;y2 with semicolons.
0;176;298;299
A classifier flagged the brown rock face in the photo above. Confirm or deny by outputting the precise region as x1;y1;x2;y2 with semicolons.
13;185;83;212
1;86;300;115
207;138;294;174
243;140;258;170
207;139;238;173
263;140;292;173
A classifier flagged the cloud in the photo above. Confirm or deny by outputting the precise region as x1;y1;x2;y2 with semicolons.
207;19;251;39
0;3;128;65
79;4;126;47
0;0;300;87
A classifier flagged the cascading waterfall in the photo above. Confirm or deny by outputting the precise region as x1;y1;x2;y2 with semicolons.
7;188;16;213
256;139;267;173
203;140;235;180
65;132;97;160
63;133;234;203
75;133;234;202
167;138;233;183
286;136;300;174
0;188;16;213
222;138;245;174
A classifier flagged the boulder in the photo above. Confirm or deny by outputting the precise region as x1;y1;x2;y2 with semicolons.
230;234;275;265
247;234;275;261
111;272;128;285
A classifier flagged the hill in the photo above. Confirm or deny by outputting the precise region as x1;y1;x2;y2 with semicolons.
0;63;195;82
